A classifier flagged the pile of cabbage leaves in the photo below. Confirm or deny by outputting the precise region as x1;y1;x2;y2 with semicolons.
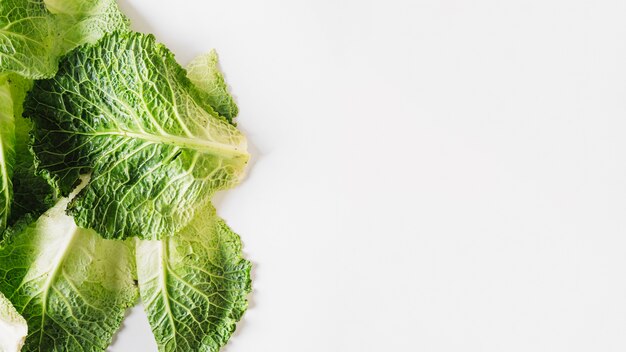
0;1;251;351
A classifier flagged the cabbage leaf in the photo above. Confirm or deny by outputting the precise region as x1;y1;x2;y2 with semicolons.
27;32;249;240
0;184;138;351
0;0;128;79
137;205;251;351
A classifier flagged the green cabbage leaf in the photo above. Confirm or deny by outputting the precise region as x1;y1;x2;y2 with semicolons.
137;205;251;351
27;32;249;240
0;0;128;79
0;182;138;351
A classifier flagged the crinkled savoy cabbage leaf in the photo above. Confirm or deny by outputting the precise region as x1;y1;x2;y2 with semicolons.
0;184;138;352
186;50;239;123
27;32;249;240
0;0;128;79
0;291;27;352
137;205;251;351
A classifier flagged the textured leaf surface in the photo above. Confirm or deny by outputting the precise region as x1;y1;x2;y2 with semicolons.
0;291;27;352
186;50;239;123
0;186;138;352
27;32;249;240
0;0;57;78
137;205;251;351
0;0;128;79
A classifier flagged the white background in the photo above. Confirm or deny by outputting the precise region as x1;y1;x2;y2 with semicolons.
111;0;626;351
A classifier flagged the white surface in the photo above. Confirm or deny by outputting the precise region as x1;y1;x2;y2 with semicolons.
111;0;626;351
